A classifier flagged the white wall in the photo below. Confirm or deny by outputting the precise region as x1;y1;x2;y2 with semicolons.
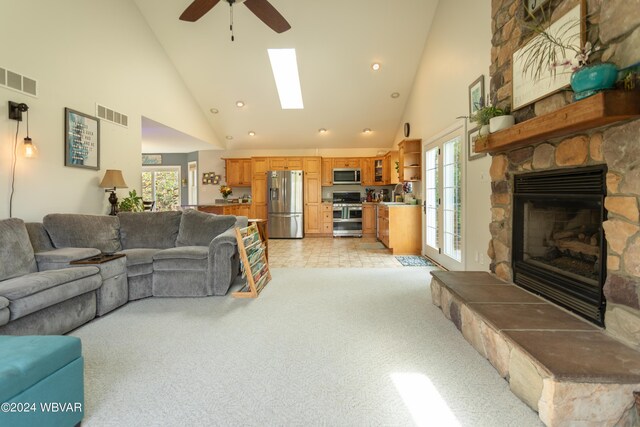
395;0;493;271
0;0;221;221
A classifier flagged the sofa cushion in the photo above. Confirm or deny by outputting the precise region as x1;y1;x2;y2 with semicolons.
0;218;38;281
1;268;101;321
118;211;182;250
43;214;121;253
117;248;159;277
176;210;236;247
25;222;55;252
0;335;82;403
0;297;8;310
153;246;209;271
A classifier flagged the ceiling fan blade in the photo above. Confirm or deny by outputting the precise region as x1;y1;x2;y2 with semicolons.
179;0;221;22
243;0;291;33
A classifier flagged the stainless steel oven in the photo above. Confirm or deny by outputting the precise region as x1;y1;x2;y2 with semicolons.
332;191;362;237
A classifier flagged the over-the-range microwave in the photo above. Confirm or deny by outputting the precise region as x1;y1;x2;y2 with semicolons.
333;168;361;185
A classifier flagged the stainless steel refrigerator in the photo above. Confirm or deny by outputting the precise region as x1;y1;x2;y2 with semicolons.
267;170;304;238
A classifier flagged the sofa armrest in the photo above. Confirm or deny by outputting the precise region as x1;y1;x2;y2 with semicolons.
207;225;242;296
35;247;101;271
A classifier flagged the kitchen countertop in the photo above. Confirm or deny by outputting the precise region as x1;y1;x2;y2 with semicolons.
182;203;252;208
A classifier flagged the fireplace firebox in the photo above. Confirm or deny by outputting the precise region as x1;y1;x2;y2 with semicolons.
512;166;607;325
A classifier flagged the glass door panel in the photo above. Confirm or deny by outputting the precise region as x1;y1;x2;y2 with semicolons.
423;124;464;270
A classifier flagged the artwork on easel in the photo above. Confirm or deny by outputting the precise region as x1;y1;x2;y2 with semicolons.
233;223;271;298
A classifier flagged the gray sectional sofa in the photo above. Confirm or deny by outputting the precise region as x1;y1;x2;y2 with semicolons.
0;210;247;336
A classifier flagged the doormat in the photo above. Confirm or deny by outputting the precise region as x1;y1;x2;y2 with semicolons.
395;256;436;267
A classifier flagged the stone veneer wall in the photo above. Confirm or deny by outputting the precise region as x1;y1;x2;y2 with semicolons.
488;0;640;349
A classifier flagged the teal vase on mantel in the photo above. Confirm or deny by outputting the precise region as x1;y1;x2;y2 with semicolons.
571;63;618;101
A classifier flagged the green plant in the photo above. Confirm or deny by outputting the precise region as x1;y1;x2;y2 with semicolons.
519;5;599;80
119;190;143;212
470;105;505;126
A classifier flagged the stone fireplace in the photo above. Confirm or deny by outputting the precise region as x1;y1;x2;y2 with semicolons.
512;166;607;325
489;0;640;350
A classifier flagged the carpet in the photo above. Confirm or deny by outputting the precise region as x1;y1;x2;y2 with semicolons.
71;268;540;426
396;255;436;266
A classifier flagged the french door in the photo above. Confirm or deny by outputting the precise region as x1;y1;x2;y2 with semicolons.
424;124;464;271
141;166;181;211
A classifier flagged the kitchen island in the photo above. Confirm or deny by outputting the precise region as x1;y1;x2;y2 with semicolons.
375;203;421;254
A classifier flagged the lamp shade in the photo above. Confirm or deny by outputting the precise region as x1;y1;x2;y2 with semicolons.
99;170;128;189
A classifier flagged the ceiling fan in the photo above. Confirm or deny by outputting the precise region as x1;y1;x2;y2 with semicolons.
180;0;291;36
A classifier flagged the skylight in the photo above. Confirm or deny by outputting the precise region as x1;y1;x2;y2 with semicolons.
267;48;304;109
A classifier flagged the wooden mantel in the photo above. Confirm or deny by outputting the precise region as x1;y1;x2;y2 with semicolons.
475;90;640;154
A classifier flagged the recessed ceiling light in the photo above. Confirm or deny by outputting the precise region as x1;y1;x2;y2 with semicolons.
268;48;304;109
363;128;372;134
235;101;245;108
318;128;327;134
248;131;256;136
226;135;233;140
371;63;381;71
209;108;219;114
390;92;400;98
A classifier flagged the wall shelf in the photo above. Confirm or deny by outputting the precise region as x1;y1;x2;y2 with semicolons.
475;91;640;154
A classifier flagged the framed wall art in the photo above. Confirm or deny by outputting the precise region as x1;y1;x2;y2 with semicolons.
65;108;100;170
512;3;585;110
468;75;485;117
467;126;485;161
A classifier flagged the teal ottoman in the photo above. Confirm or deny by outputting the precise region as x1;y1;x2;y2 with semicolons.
0;336;84;427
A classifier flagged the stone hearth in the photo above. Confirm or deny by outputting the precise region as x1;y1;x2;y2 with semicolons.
431;271;640;426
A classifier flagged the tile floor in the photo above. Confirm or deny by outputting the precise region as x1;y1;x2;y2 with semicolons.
268;236;404;268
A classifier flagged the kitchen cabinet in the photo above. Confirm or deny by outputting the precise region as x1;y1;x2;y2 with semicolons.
332;158;360;169
385;151;399;185
304;157;322;174
251;158;268;220
224;158;251;186
373;157;384;185
377;204;421;254
321;158;333;186
304;170;322;234
270;157;303;170
321;203;333;234
399;139;422;182
361;158;375;186
362;204;375;235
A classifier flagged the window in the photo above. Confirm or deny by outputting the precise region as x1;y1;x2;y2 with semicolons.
142;166;181;211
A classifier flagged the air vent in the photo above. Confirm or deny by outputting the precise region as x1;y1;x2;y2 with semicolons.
96;103;128;128
0;67;38;97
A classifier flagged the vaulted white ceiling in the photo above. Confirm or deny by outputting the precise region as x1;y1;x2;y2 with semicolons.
135;0;439;152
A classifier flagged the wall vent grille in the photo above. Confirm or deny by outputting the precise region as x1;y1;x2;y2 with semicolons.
0;67;38;97
96;103;128;128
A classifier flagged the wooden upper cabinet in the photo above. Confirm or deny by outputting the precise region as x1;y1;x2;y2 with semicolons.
225;158;251;186
303;157;322;174
252;157;269;175
399;139;422;182
361;158;374;186
304;173;322;205
332;158;360;169
269;157;303;170
321;158;333;186
385;151;399;185
269;157;287;170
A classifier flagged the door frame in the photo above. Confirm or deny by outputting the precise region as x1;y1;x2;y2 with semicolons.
422;120;467;271
187;161;198;205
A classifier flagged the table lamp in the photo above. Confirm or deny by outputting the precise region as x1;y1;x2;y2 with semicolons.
99;170;128;215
